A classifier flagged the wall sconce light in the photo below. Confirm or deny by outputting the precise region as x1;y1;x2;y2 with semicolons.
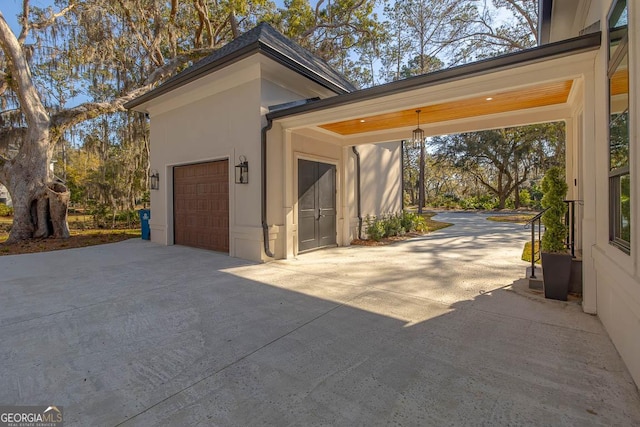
150;169;160;190
235;156;248;184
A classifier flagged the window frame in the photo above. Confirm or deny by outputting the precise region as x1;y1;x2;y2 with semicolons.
607;0;631;254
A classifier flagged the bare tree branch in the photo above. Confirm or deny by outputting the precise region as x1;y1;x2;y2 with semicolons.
50;44;216;131
0;10;49;131
18;1;76;45
501;0;537;41
30;4;76;31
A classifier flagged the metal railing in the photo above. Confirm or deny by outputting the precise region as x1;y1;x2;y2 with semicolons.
525;208;548;279
564;200;581;258
525;200;582;279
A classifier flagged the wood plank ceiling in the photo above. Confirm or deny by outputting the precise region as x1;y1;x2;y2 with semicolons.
319;80;574;136
611;67;628;96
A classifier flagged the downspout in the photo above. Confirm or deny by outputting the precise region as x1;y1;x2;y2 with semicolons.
352;146;363;240
401;140;405;211
261;97;321;259
261;119;275;258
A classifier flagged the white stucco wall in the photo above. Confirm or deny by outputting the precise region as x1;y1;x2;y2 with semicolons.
141;55;341;262
266;126;402;258
549;0;640;387
357;142;403;217
587;0;640;387
148;78;263;260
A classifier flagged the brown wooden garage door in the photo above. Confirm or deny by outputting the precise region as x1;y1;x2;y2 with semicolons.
174;160;229;252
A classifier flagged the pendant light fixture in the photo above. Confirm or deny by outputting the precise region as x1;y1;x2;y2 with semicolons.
412;109;425;146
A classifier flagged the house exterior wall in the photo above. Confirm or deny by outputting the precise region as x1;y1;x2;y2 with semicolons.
567;0;640;386
142;56;338;262
548;0;639;386
357;142;403;218
148;78;264;260
265;125;402;258
267;127;346;258
592;0;640;386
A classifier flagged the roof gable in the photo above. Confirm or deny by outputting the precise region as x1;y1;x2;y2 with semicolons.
126;23;355;110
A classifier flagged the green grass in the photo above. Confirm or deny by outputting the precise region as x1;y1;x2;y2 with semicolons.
421;213;453;232
487;214;536;224
522;240;541;264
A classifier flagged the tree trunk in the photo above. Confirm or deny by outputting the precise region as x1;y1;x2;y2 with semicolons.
5;172;70;243
514;164;521;208
498;195;507;210
47;182;71;238
0;10;70;244
418;140;425;213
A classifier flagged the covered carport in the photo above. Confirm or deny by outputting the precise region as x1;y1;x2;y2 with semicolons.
264;32;600;313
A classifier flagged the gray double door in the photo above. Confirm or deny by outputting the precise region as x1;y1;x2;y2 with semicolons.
298;159;337;252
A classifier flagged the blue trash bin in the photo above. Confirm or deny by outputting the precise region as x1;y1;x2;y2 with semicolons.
139;209;150;240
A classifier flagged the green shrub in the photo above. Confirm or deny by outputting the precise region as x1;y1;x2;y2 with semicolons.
89;204;141;229
481;198;499;210
519;189;532;207
529;183;543;209
431;193;461;209
460;195;498;210
384;213;404;237
505;198;515;209
0;203;13;217
541;167;568;253
365;211;427;241
365;215;385;241
400;211;427;233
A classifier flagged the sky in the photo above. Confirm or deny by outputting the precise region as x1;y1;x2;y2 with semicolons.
2;0;53;32
1;1;371;34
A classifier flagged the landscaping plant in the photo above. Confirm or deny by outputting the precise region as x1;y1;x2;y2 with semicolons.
540;166;572;301
365;211;427;241
540;166;568;252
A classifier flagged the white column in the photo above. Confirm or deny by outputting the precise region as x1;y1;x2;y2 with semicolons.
581;69;598;314
283;129;295;259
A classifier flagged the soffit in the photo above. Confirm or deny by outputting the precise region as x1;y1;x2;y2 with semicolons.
611;67;628;96
319;80;573;136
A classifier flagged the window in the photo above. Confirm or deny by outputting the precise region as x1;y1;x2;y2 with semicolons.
608;0;631;253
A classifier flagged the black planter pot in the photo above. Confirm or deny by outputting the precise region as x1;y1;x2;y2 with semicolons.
541;252;573;301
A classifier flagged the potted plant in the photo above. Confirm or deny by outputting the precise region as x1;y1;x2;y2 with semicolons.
540;166;572;301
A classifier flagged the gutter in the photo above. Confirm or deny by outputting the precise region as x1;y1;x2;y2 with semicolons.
266;32;601;122
352;146;363;240
261;118;275;258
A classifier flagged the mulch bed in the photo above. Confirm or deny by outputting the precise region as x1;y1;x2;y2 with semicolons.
0;231;139;256
351;232;425;246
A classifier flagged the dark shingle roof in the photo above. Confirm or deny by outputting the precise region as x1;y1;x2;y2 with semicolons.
126;23;355;109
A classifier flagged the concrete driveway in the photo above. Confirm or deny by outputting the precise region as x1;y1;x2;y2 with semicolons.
1;212;639;426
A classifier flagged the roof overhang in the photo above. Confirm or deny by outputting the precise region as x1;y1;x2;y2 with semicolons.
268;32;600;123
125;26;354;111
266;32;600;145
126;54;341;115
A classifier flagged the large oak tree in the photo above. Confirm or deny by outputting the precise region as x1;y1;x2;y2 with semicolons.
0;0;380;243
